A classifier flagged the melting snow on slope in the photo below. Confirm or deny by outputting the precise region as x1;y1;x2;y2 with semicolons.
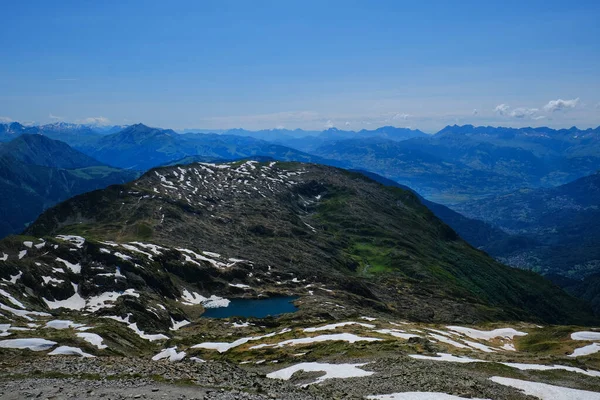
409;353;485;363
0;324;34;337
374;329;420;340
192;328;291;353
250;333;382;349
43;284;139;311
569;343;600;357
427;333;469;349
170;318;191;331
0;338;57;351
45;320;86;330
500;362;600;377
42;276;65;285
48;345;95;358
76;332;107;349
490;376;600;400
0;289;25;308
55;235;85;248
303;321;375;333
446;326;527;340
55;258;81;274
180;289;230;308
267;362;374;385
127;323;168;341
571;331;600;341
0;302;50;321
367;394;490;400
152;347;186;362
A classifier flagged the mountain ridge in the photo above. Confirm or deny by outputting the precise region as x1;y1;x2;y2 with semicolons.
22;159;596;325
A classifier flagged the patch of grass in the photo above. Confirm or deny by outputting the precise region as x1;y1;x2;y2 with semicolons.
516;326;574;353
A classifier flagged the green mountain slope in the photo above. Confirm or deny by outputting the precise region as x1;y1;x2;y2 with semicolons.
0;134;104;169
23;160;595;325
0;136;138;238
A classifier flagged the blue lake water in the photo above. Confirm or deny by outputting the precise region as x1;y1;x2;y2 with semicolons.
201;296;299;318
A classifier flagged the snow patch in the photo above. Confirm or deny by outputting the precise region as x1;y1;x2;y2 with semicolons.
490;376;600;400
250;333;382;349
303;321;375;333
0;338;57;351
152;347;186;362
76;332;107;349
48;345;95;358
267;362;374;385
446;326;527;340
409;353;485;363
569;343;600;357
367;394;490;400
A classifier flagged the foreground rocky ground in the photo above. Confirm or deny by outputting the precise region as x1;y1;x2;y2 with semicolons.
0;355;535;400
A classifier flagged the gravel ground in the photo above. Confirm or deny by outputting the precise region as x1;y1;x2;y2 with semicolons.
0;355;569;399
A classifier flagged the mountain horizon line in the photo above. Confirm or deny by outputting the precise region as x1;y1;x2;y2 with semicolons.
2;120;600;137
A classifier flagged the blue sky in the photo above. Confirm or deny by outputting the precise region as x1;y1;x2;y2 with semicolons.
1;0;599;132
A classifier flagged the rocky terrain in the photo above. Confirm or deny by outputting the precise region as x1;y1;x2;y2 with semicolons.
2;160;600;398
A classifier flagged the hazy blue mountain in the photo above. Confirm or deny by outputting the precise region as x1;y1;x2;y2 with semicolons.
0;122;103;147
89;125;129;134
0;122;29;141
310;137;517;203
0;135;138;238
0;134;103;169
307;125;600;204
76;123;335;170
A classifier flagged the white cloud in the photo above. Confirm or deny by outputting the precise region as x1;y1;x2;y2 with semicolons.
472;109;478;115
532;115;546;120
49;113;63;121
392;113;411;120
324;120;334;129
509;108;538;119
345;121;351;127
76;116;111;126
0;116;12;123
543;98;580;112
494;104;510;115
595;102;600;109
275;125;285;129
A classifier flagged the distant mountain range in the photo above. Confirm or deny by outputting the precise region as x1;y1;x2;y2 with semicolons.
0;134;138;238
5;122;598;204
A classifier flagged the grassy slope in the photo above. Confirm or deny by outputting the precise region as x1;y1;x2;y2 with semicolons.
24;162;596;325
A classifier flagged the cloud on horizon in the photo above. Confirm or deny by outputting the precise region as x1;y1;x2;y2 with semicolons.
494;104;510;115
510;108;539;119
75;116;111;126
0;116;12;123
392;113;411;121
543;98;580;112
